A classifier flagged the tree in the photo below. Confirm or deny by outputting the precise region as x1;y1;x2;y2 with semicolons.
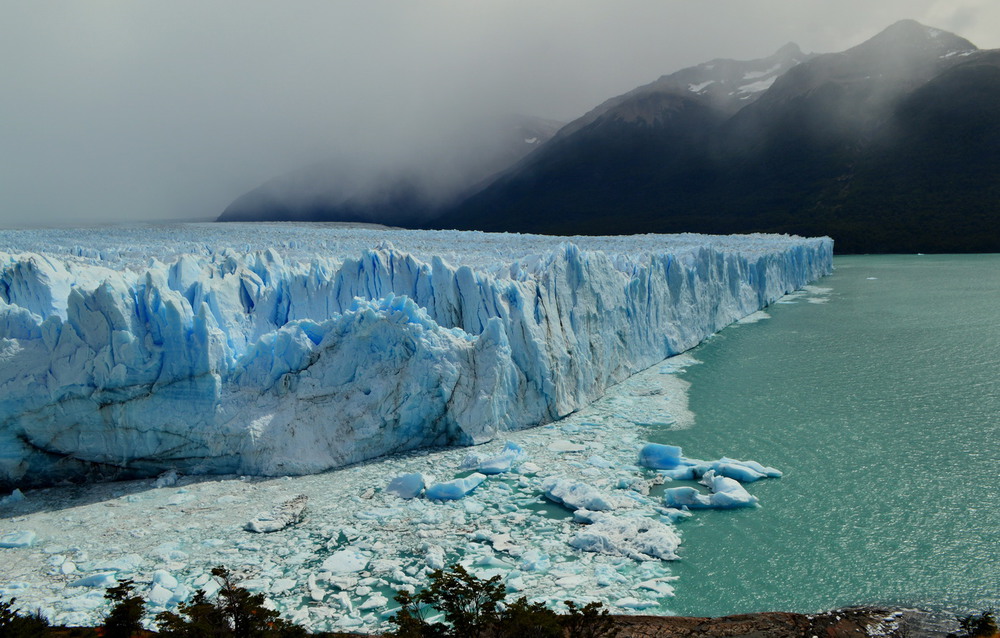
423;565;505;638
0;596;50;638
494;597;562;638
103;579;146;638
388;565;504;638
954;611;998;638
156;566;305;638
388;564;613;638
562;600;618;638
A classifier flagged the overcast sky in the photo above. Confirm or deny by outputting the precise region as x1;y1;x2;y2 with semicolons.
1;0;997;227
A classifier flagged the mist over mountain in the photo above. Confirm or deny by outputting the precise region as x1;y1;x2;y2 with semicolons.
218;114;563;226
429;20;999;253
219;20;999;254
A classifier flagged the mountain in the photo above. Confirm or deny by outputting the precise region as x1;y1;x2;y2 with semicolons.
218;114;563;226
432;21;1000;253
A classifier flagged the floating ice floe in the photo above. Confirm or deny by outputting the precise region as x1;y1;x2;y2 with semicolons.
322;549;371;574
0;530;36;548
638;443;683;469
663;470;759;510
425;473;487;500
541;478;633;511
386;473;426;499
477;442;528;475
570;512;681;561
245;494;308;533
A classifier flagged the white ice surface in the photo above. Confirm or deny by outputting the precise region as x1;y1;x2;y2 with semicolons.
0;224;832;487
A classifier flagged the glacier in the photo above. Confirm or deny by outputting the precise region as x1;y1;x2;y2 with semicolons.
0;224;832;488
0;342;818;632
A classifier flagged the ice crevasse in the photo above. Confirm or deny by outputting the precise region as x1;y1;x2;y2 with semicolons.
0;226;833;487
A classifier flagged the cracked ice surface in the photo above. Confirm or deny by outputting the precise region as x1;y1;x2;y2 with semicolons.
0;352;785;633
0;224;832;487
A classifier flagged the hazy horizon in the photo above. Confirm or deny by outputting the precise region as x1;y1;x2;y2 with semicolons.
2;1;998;228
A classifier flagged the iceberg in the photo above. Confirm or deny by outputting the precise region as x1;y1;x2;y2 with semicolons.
385;473;426;499
244;494;308;533
663;470;760;509
424;473;486;500
0;225;832;487
0;530;36;548
541;477;632;511
569;513;681;561
477;442;527;475
663;486;713;509
701;470;759;508
637;443;683;469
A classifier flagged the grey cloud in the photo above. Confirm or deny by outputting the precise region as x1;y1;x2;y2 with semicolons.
1;0;996;227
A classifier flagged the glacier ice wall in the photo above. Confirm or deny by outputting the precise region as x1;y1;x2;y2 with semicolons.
0;225;832;487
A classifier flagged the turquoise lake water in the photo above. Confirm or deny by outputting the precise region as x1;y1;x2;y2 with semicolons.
656;255;999;616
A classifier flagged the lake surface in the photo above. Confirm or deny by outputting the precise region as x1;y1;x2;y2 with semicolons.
658;255;1000;616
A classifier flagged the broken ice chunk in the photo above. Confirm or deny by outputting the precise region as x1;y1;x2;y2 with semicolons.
425;473;486;500
245;494;308;533
68;573;117;588
569;513;680;561
0;489;25;506
322;548;371;574
710;462;767;482
0;530;37;548
424;544;446;570
548;440;586;453
587;455;614;469
155;469;179;488
663;486;713;509
541;477;623;511
359;592;388;611
710;458;782;481
147;584;173;606
478;442;527;475
658;466;698;480
518;549;550;572
152;570;178;589
638;443;683;469
386;473;425;499
702;470;758;508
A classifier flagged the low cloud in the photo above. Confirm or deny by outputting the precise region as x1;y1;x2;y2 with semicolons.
1;0;996;227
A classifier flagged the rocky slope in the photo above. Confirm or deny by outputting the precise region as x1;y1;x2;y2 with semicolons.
433;21;1000;254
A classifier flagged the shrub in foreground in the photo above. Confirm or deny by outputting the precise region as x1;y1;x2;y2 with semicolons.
388;563;616;638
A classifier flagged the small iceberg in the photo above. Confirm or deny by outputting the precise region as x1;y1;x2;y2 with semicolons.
638;443;683;469
425;473;486;501
385;473;426;499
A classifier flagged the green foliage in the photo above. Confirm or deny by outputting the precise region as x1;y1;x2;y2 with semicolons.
562;600;618;638
0;596;51;638
954;611;998;638
155;566;305;638
495;597;562;638
388;564;618;638
102;579;146;638
424;565;506;638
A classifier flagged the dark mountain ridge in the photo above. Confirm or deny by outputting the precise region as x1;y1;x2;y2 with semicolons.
431;20;1000;253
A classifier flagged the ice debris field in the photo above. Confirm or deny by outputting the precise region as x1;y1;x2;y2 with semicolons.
0;224;831;488
0;224;833;632
0;347;833;634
